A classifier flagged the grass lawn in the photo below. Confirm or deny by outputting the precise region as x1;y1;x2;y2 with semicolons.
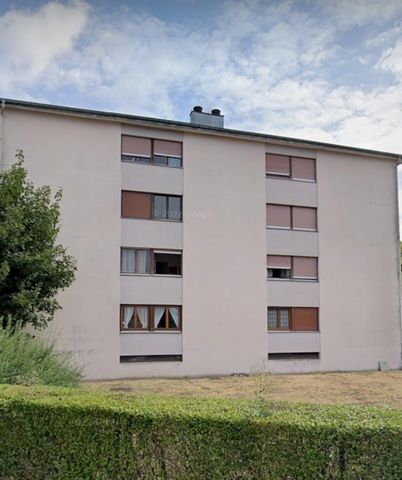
85;370;402;409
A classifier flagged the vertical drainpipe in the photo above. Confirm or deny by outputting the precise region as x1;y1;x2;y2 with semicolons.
0;99;5;171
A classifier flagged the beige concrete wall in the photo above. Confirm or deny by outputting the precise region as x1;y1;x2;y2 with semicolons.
267;281;319;307
318;151;401;370
120;275;182;304
121;162;183;195
121;219;182;250
2;108;122;379
268;332;320;353
181;133;268;375
267;229;319;256
120;333;182;356
266;178;317;207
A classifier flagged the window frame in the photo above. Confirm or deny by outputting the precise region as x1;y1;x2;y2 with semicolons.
121;136;182;168
267;256;318;281
266;153;316;182
267;307;319;332
120;247;182;276
120;304;182;332
121;191;182;222
267;307;292;331
266;203;317;232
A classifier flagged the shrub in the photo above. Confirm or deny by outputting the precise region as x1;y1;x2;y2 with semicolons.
0;385;400;479
0;329;81;387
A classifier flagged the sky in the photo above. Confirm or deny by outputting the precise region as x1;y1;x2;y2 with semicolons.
1;0;402;220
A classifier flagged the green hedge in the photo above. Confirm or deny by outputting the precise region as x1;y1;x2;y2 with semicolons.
0;385;401;479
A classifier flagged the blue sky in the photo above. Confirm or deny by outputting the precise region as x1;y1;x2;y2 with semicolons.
1;1;402;151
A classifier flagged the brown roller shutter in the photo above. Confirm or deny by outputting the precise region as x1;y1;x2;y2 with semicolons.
292;308;319;331
121;191;151;218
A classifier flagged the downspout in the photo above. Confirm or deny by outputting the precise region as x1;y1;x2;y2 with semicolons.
0;99;5;170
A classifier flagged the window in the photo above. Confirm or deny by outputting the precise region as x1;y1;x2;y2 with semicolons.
267;255;318;281
266;154;290;177
292;257;318;280
267;307;319;331
120;305;181;331
121;191;151;219
121;191;182;221
267;308;291;330
120;248;182;275
266;204;317;231
121;136;182;168
292;207;316;230
154;251;181;275
153;195;182;220
267;255;291;279
121;249;150;274
266;204;291;229
266;153;315;181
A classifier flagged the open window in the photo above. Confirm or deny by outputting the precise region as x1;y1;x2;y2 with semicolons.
154;251;181;275
121;248;182;276
267;255;291;279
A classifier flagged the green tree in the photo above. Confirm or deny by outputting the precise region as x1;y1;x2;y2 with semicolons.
0;150;76;330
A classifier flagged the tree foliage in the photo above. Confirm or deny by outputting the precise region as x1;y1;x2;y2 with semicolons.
0;150;76;330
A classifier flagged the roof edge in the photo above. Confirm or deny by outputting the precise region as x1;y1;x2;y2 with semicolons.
2;98;401;162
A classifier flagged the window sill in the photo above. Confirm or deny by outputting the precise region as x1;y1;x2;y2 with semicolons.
121;216;182;223
121;273;182;278
120;330;182;334
266;227;317;232
268;330;320;334
121;160;183;170
267;278;318;283
266;174;316;184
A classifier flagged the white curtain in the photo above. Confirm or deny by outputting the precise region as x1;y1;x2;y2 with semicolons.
137;307;148;328
154;307;165;329
121;249;136;273
136;250;149;274
123;307;134;328
169;307;179;328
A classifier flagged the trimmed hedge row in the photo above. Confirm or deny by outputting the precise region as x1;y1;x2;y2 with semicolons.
0;385;401;479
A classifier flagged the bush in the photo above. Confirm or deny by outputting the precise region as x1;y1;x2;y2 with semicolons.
0;329;81;387
0;385;401;479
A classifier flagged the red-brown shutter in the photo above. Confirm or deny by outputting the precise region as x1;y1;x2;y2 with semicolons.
121;191;151;218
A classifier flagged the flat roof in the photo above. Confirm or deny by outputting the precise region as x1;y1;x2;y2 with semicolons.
2;98;401;161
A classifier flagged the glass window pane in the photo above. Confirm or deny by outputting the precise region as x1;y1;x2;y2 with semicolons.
153;195;167;219
168;307;180;328
267;309;277;330
135;250;149;274
135;307;149;329
154;306;166;329
154;155;168;166
155;253;181;275
279;309;290;329
168;196;181;220
121;249;136;273
168;157;181;167
135;156;151;164
121;154;135;163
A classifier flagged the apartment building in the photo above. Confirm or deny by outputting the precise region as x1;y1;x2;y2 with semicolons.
0;99;401;379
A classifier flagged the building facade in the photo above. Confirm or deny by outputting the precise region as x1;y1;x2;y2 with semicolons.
0;99;401;379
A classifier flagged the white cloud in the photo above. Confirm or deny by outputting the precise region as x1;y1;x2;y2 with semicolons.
0;0;89;91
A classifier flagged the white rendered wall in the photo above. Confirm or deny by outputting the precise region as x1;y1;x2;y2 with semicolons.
2;108;122;379
317;151;401;371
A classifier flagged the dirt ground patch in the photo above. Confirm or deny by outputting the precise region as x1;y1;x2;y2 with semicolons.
85;371;402;408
